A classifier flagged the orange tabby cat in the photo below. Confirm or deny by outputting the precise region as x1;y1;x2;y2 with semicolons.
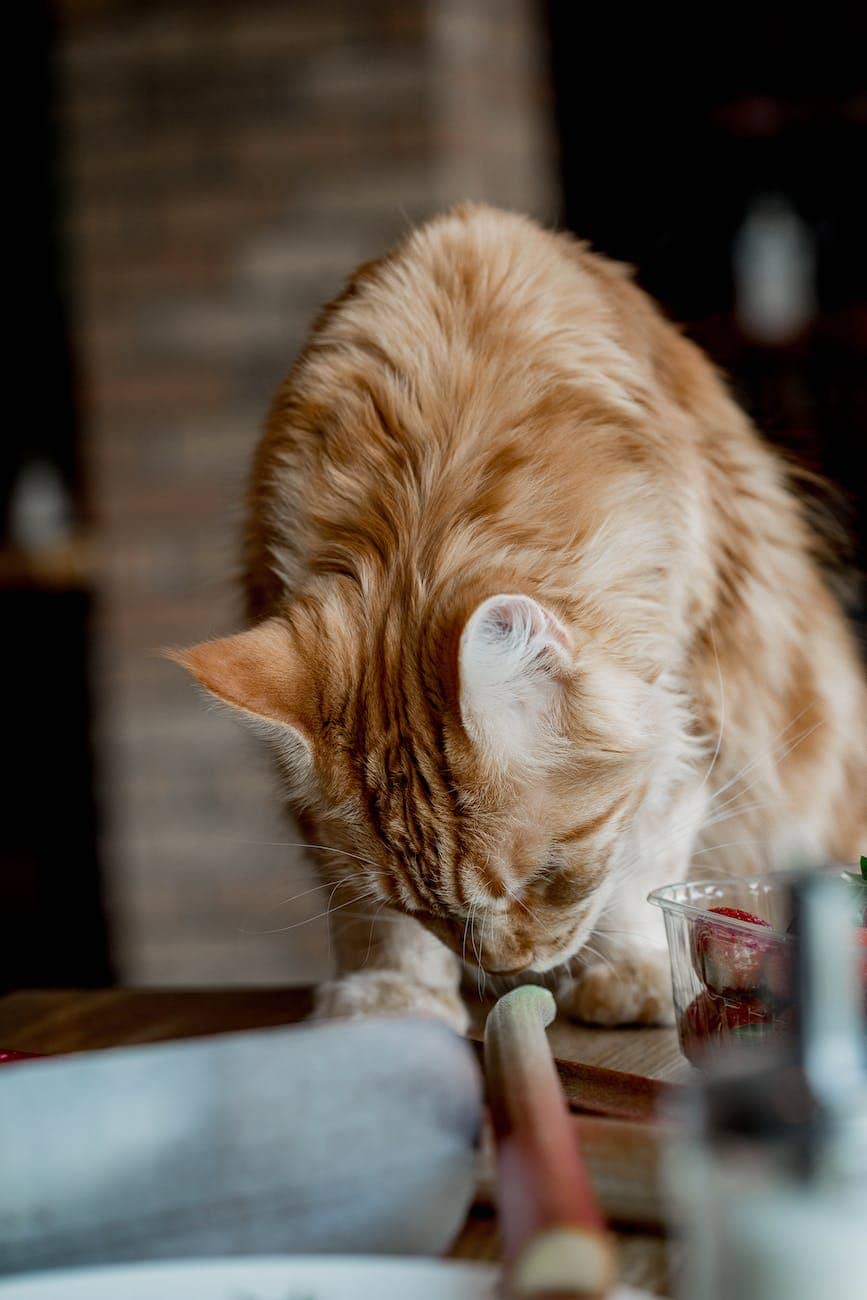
173;205;867;1032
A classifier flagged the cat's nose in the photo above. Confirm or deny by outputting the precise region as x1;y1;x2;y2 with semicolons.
486;959;533;975
484;941;534;975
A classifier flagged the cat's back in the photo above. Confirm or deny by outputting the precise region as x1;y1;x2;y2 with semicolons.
246;205;665;608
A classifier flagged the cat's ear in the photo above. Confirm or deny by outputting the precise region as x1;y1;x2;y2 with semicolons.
458;594;573;769
166;618;314;782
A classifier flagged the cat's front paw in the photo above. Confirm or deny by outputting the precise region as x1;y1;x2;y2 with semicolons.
312;972;469;1035
557;953;674;1027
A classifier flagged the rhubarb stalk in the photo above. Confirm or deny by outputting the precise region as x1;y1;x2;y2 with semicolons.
484;985;617;1299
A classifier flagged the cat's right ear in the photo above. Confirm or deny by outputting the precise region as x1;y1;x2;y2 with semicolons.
458;593;573;772
165;618;315;790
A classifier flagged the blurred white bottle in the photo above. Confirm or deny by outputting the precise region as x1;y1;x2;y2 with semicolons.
8;459;73;551
733;193;817;344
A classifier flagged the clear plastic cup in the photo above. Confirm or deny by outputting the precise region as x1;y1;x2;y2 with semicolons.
648;874;799;1067
650;869;867;1066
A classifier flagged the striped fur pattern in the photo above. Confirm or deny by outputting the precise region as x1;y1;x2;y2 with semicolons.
175;206;867;1029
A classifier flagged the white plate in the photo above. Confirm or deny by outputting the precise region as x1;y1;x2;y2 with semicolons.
0;1256;654;1299
0;1258;495;1300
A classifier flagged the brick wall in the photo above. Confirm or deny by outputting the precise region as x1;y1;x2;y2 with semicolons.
57;0;558;984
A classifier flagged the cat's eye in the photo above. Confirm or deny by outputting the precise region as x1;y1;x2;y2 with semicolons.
541;847;565;874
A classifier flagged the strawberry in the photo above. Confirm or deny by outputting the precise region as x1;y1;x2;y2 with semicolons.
690;906;785;997
679;990;773;1065
707;906;768;926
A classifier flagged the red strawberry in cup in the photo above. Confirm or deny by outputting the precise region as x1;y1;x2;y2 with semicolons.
679;989;774;1065
690;906;786;997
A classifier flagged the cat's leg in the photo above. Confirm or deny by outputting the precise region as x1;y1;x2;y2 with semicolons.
555;875;675;1026
312;902;469;1034
556;782;708;1026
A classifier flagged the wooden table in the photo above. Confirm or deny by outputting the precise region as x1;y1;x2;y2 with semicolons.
0;989;689;1296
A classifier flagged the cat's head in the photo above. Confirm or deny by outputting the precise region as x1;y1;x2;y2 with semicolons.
172;581;667;974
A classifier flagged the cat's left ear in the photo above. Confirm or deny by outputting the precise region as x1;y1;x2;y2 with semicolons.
458;594;573;769
166;619;315;783
167;618;310;725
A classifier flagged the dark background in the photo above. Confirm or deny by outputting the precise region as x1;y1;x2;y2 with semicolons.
549;6;867;588
4;2;864;991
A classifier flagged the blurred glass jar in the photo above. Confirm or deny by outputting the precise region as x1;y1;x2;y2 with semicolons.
666;875;867;1300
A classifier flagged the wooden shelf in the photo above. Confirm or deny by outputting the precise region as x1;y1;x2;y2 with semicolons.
0;537;91;591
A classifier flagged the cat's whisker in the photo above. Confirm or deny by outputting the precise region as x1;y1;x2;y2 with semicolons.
703;704;815;811
264;879;336;912
240;887;378;936
688;858;773;882
686;722;826;852
702;705;812;809
322;876;349;964
613;712;814;888
505;883;555;940
611;715;824;888
593;927;646;942
461;889;480;967
240;839;391;875
689;837;771;860
577;940;617;979
464;894;489;999
694;625;726;796
251;874;361;927
706;720;825;826
361;900;389;967
470;898;483;994
702;799;783;831
344;911;406;925
325;871;378;963
610;716;825;900
482;903;498;998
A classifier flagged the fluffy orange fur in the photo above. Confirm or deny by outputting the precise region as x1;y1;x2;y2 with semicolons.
174;205;867;1030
